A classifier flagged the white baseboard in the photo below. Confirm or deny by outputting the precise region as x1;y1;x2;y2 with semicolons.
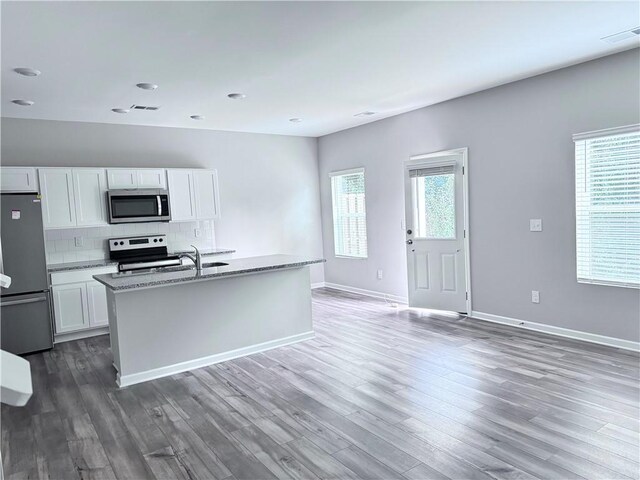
117;330;315;387
54;326;109;344
322;282;408;304
311;282;326;289
470;311;640;352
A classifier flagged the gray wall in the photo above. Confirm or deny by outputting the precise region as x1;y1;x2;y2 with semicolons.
1;119;325;283
318;49;640;342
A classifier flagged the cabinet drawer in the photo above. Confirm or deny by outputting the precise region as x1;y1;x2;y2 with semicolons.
50;265;118;286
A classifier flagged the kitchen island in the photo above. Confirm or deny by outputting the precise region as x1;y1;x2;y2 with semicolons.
94;254;324;387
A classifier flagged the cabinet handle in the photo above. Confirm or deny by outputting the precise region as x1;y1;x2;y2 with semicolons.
157;195;162;216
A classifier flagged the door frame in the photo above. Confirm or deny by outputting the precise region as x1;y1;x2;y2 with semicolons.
403;147;472;314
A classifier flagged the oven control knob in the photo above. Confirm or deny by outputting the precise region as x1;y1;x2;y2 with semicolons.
120;241;124;245
113;241;118;246
154;239;158;243
159;238;163;242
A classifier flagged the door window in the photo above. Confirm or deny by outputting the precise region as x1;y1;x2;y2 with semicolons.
411;166;456;239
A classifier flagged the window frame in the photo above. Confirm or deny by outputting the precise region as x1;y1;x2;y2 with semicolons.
573;124;640;289
329;167;368;259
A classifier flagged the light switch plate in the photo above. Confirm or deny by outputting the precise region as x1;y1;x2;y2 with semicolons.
74;236;83;247
194;228;202;238
530;219;542;232
377;269;383;280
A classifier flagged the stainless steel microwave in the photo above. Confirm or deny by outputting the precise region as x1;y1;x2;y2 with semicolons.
107;189;171;224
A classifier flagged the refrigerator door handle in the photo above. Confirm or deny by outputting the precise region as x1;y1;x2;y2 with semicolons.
0;237;4;274
0;296;48;307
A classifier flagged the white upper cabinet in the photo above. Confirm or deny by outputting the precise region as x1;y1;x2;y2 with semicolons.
167;168;220;221
106;169;138;189
1;167;39;192
73;169;107;226
107;168;167;189
39;169;76;229
167;169;196;221
193;170;220;219
137;169;167;189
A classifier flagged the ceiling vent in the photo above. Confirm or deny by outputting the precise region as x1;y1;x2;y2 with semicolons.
601;27;640;44
130;104;160;111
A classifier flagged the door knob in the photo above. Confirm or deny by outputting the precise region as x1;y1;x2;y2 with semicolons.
406;239;413;245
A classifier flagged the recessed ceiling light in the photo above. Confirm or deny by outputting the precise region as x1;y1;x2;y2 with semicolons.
14;67;41;77
136;83;158;90
289;118;302;123
227;93;246;100
11;99;34;106
354;111;376;117
190;115;205;120
112;108;130;114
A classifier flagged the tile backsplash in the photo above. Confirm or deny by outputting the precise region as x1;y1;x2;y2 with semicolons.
45;220;215;264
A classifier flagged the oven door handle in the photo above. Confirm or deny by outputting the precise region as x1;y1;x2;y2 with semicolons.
157;195;162;216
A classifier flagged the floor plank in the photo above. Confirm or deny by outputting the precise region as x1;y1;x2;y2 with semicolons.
2;287;639;479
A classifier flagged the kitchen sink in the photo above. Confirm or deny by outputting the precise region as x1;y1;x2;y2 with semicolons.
202;262;229;268
122;261;230;275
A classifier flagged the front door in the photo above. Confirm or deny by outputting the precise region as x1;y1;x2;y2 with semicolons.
404;150;468;313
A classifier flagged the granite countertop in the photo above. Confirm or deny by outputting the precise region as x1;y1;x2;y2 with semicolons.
93;254;325;291
47;249;236;272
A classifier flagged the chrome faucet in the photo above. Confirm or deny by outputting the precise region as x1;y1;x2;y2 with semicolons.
179;245;202;271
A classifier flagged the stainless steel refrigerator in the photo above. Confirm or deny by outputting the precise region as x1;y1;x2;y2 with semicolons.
0;193;53;354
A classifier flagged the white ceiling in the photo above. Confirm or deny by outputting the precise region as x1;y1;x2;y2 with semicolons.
2;1;638;137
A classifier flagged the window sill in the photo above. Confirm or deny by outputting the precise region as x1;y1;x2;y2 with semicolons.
578;279;640;290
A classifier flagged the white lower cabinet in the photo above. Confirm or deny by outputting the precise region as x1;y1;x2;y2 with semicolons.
50;265;116;338
52;283;89;333
86;281;109;327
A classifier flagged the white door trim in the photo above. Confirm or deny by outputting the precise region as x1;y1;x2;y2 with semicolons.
404;147;471;314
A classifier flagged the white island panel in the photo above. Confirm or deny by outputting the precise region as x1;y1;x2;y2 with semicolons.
107;265;314;387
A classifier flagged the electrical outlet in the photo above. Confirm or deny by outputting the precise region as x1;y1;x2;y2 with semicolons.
531;290;540;304
74;236;83;247
194;228;201;238
530;219;542;232
377;269;383;280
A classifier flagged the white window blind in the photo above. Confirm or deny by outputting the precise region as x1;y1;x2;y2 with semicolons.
574;125;640;288
330;168;368;258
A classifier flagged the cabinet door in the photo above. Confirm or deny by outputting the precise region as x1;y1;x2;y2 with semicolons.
1;167;39;192
73;169;107;226
193;170;220;219
167;170;196;221
107;169;138;189
52;283;89;333
137;169;167;189
38;168;76;228
86;281;109;327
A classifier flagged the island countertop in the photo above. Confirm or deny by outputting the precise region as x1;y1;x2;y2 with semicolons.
47;248;236;272
93;254;325;292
